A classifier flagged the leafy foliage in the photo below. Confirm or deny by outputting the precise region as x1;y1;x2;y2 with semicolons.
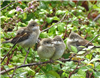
1;1;100;78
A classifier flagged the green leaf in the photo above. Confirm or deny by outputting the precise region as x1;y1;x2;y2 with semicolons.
96;65;100;71
80;66;88;71
93;71;100;78
77;6;85;10
71;74;85;78
41;9;48;13
12;56;18;62
23;12;27;19
39;9;48;14
40;32;48;38
57;23;66;32
35;74;46;78
62;66;69;71
46;17;53;24
56;60;65;65
72;20;79;26
56;10;66;15
53;16;60;21
47;70;60;78
63;1;68;6
1;75;9;78
0;16;7;23
43;0;50;2
69;1;75;7
77;69;86;77
62;61;75;71
77;51;85;55
25;67;35;75
39;2;48;9
71;45;78;53
65;61;74;67
48;26;56;35
46;64;52;71
89;58;100;63
9;9;16;14
4;65;9;69
18;15;23;19
8;9;16;15
17;22;22;26
61;71;68;78
86;54;92;60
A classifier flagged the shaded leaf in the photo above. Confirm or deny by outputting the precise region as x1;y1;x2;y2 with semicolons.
46;17;53;24
77;51;85;54
47;70;60;78
89;58;100;63
71;45;78;53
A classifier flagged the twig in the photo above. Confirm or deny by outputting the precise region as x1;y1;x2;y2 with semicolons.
0;36;22;64
41;13;66;33
93;46;100;48
89;72;93;78
0;58;78;74
85;34;100;47
0;43;16;64
3;66;11;78
11;66;17;78
93;14;100;22
83;45;100;57
0;2;17;11
68;62;79;78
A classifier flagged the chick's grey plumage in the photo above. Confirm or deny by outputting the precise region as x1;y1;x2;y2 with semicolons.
67;32;93;51
51;36;66;60
2;20;40;48
37;38;55;59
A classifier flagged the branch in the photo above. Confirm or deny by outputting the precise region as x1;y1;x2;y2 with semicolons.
1;58;78;74
1;36;22;64
68;62;79;78
0;2;17;11
0;43;16;64
93;46;100;48
11;66;17;78
85;34;100;47
93;14;100;22
41;13;66;33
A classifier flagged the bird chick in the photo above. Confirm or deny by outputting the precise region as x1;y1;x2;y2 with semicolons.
51;36;66;60
67;32;93;52
37;38;55;59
